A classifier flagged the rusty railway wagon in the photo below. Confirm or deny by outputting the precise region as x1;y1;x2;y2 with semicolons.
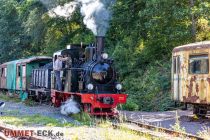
172;41;210;117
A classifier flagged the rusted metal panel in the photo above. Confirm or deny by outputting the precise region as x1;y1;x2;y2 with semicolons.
0;66;7;89
173;41;210;52
172;41;210;104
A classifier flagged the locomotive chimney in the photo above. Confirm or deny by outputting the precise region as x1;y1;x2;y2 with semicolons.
96;36;105;61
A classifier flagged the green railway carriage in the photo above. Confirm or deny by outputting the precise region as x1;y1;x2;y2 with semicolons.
0;56;52;100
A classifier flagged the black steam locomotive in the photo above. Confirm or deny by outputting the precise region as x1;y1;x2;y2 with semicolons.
30;36;127;116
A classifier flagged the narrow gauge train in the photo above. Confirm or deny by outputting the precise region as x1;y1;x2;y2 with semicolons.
0;36;127;116
172;41;210;117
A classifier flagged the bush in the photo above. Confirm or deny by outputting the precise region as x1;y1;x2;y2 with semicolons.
121;98;139;111
121;60;174;111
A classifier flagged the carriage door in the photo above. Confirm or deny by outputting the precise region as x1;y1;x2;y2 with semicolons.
22;65;26;90
173;56;181;101
16;65;26;90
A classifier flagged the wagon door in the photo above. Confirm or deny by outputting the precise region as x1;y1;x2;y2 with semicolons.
188;54;209;103
22;65;26;90
16;64;26;90
173;56;181;101
16;65;21;90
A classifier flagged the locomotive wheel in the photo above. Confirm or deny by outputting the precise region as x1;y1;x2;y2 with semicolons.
193;105;207;118
193;105;199;114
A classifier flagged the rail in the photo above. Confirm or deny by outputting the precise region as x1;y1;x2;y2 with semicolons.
113;120;204;140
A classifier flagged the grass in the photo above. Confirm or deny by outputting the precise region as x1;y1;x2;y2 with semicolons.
98;127;150;140
0;114;73;127
170;111;186;133
64;120;151;140
0;92;38;106
23;98;39;106
69;113;155;139
71;112;92;125
0;114;150;140
0;92;20;103
197;126;210;139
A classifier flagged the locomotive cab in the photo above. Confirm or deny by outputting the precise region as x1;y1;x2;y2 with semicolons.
52;44;85;92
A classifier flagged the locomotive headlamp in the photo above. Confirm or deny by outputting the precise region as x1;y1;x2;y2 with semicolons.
101;53;108;59
87;84;94;90
67;45;71;49
116;84;122;90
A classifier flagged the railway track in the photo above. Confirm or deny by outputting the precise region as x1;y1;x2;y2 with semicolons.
113;120;205;140
0;125;42;140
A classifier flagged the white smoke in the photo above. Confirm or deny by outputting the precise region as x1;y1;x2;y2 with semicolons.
61;98;80;115
44;0;115;36
48;2;78;18
77;0;115;36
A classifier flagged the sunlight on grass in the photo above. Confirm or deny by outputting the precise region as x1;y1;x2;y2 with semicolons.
100;127;148;140
0;115;73;127
0;114;150;140
68;126;150;140
197;126;210;139
170;111;186;133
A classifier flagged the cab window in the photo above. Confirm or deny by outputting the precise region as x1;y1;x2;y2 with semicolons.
189;54;209;74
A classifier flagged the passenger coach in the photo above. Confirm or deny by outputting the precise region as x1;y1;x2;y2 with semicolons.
172;41;210;117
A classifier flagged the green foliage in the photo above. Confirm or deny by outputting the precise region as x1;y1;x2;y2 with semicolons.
71;112;92;125
122;98;139;111
0;0;22;62
122;60;174;111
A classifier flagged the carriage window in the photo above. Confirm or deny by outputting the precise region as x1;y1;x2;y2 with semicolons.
4;68;7;77
22;66;26;77
173;56;181;74
18;66;21;76
1;68;3;77
173;57;177;73
189;54;209;74
177;56;180;73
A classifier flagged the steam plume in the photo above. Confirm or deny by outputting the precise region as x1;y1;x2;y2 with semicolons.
48;2;78;18
43;0;115;36
77;0;116;36
61;98;80;115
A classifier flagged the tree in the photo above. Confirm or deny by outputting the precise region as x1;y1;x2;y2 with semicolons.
0;0;22;62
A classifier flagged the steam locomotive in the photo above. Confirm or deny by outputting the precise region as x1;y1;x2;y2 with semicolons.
0;36;127;116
